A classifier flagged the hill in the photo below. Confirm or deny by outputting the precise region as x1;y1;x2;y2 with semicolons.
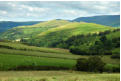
0;21;41;33
27;22;114;47
72;15;120;27
0;20;70;40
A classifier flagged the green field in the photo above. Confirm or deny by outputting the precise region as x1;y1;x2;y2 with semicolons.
0;42;71;54
0;42;119;71
0;71;119;81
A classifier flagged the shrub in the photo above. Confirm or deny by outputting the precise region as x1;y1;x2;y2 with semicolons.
87;56;105;72
76;58;88;71
103;64;120;72
76;56;105;73
111;54;120;59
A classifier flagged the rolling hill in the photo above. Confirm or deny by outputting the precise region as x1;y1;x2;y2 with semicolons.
0;20;70;40
0;21;41;33
72;15;120;27
28;22;114;47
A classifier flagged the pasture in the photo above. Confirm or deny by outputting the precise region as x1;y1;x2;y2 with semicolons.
0;41;119;70
0;71;120;81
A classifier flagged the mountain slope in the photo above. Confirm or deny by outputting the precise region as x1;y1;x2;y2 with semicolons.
0;20;70;40
27;22;114;47
0;21;41;33
72;15;120;27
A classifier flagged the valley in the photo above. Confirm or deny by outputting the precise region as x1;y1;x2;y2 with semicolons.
0;15;120;81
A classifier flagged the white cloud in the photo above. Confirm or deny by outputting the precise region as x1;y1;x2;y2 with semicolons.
20;5;49;12
0;10;7;15
64;10;77;15
8;3;16;7
0;1;119;21
26;13;31;16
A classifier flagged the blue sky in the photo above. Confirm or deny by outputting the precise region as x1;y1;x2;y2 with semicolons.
0;1;120;21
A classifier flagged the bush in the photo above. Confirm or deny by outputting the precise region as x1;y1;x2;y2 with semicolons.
70;46;85;55
76;58;88;71
103;64;120;72
8;65;69;71
111;54;120;59
76;56;105;73
87;56;105;72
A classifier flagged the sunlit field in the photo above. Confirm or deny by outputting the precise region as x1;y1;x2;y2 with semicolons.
0;71;120;81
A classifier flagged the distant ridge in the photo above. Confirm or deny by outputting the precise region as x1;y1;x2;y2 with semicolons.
0;21;42;33
72;15;120;27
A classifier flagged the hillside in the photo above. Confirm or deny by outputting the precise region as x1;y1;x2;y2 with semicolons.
57;29;120;55
0;20;70;40
27;22;114;47
0;21;41;33
72;15;120;27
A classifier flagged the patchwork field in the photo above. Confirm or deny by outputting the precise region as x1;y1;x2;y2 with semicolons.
0;42;119;71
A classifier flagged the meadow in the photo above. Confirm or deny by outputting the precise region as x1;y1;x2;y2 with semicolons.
0;71;120;81
0;41;119;71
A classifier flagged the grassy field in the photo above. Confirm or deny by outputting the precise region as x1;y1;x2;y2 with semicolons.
0;71;120;81
0;42;71;54
0;41;119;70
0;54;76;70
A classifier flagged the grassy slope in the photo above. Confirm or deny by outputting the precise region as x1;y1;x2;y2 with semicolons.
0;71;119;81
0;42;78;70
0;20;70;40
0;54;76;70
0;42;70;54
0;42;119;70
32;22;114;47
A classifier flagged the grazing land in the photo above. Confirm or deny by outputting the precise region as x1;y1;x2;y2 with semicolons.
0;42;119;71
0;71;120;81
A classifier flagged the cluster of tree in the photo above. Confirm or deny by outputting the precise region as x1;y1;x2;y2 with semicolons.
51;29;120;56
111;54;120;59
88;36;120;55
20;29;120;56
76;56;120;73
70;36;119;55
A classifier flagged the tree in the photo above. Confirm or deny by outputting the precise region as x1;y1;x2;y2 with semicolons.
76;58;88;71
76;56;105;73
87;56;105;72
100;35;107;44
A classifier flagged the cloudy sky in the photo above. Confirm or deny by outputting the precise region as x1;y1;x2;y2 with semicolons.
0;1;120;21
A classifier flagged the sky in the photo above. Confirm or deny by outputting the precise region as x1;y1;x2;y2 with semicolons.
0;1;120;21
